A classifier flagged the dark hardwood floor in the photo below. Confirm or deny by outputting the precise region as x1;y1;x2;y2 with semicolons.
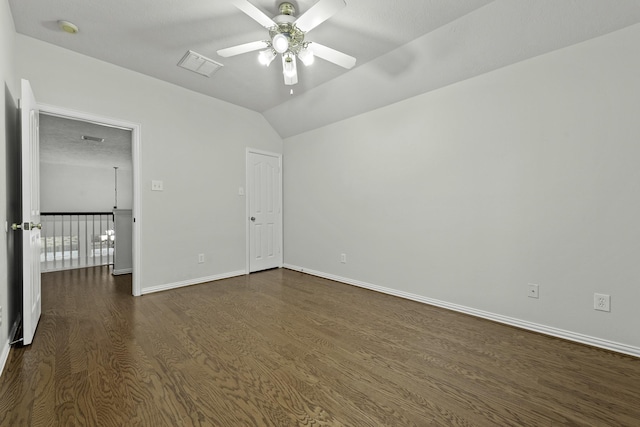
0;267;638;426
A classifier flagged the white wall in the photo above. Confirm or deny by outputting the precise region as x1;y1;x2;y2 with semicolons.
40;163;133;212
0;0;17;370
284;24;640;353
15;34;283;292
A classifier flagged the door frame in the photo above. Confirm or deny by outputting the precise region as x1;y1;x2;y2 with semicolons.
39;103;142;296
245;148;283;274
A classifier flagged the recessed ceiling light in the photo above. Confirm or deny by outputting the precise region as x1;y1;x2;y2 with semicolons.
58;20;79;34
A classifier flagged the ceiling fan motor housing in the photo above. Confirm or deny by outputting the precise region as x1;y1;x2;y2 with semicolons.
269;13;306;55
279;2;295;16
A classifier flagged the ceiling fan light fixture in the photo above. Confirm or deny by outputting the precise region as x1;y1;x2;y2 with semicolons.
282;56;296;77
298;48;314;66
221;0;355;86
272;33;289;54
258;49;277;66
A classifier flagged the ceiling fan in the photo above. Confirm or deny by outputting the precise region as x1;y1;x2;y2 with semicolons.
217;0;356;86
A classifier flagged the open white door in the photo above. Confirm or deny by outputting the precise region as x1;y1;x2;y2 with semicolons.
19;79;42;345
247;150;282;272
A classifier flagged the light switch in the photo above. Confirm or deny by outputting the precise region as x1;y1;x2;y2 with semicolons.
151;180;164;191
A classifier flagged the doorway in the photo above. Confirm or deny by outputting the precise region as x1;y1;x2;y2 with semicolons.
39;104;141;295
39;114;132;274
246;149;283;273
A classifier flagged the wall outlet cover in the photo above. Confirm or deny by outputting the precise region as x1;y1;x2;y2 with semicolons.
594;293;611;312
151;180;164;191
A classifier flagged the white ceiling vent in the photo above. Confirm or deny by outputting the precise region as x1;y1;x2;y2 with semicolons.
81;135;104;142
178;50;223;77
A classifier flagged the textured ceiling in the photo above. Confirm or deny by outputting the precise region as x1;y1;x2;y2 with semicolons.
40;114;132;170
9;0;640;137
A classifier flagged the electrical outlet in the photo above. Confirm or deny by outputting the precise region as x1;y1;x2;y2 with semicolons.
151;180;164;191
528;283;539;299
198;253;205;264
594;293;610;312
340;253;347;263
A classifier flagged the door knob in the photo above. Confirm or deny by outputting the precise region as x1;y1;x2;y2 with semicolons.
31;223;42;230
250;217;256;222
11;223;22;230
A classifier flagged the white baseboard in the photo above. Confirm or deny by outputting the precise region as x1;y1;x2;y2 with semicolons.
112;268;132;276
0;338;10;378
283;264;640;358
0;318;19;378
141;270;246;295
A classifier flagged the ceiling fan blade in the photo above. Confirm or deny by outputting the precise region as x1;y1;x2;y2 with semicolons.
309;42;356;69
294;0;346;33
232;0;276;29
217;40;268;57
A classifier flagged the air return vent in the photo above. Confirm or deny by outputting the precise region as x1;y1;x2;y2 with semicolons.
81;135;104;143
178;50;223;77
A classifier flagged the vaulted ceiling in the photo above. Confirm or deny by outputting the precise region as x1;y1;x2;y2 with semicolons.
9;0;640;137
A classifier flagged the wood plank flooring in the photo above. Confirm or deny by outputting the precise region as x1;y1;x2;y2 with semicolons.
0;267;638;426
